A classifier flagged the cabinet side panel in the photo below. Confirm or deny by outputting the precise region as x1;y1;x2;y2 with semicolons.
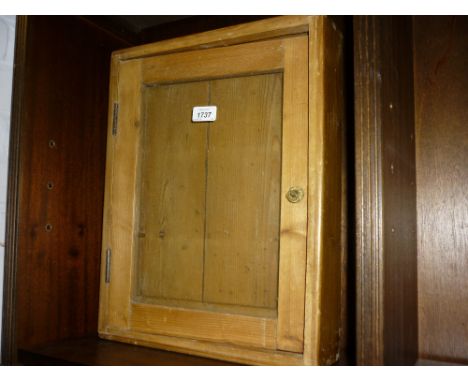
318;17;345;365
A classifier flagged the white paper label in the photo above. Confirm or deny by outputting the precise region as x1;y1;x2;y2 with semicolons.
192;106;217;122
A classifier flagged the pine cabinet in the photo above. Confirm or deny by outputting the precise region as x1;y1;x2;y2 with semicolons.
98;16;345;365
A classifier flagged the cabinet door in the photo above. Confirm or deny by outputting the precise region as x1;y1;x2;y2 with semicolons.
100;35;308;354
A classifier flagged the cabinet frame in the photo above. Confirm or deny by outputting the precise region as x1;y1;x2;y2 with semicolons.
98;15;344;366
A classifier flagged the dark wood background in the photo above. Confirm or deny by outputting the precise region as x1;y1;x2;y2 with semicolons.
13;16;127;352
2;16;134;364
354;15;468;366
413;16;468;365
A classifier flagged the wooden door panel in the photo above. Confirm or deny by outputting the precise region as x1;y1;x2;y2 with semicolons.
95;16;346;366
101;34;310;358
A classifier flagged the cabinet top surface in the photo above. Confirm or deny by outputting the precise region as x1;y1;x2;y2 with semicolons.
112;16;319;61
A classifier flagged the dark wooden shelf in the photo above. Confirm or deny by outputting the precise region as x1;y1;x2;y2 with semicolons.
17;337;238;366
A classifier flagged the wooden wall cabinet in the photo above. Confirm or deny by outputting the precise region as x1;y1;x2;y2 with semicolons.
5;15;466;366
98;16;345;365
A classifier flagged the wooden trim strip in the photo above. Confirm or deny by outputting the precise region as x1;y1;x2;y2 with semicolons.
98;55;121;335
354;16;385;366
354;16;418;365
276;34;309;353
303;15;324;365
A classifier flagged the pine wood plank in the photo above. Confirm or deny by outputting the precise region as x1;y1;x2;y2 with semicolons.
133;296;277;318
102;59;142;331
303;16;347;366
276;35;309;353
141;37;284;85
98;54;121;334
129;303;277;350
303;17;327;365
135;82;208;301
203;73;282;310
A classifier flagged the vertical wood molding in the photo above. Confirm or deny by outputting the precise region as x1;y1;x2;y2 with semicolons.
354;16;384;365
354;16;418;365
1;15;28;366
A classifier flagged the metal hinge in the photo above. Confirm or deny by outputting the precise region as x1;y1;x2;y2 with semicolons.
105;248;112;283
112;102;119;136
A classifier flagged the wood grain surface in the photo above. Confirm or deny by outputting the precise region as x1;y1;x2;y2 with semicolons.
204;74;282;310
115;16;312;61
136;74;283;312
136;82;208;301
3;15;345;367
18;337;236;365
414;16;468;364
276;35;309;353
99;28;318;364
130;303;278;350
14;16;127;352
354;16;418;365
316;17;347;365
380;17;418;366
95;16;344;366
140;37;284;86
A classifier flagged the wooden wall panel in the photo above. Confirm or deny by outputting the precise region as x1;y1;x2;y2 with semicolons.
380;17;418;365
13;16;127;352
413;16;468;364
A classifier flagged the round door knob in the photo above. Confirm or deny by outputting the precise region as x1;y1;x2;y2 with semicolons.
286;186;304;203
